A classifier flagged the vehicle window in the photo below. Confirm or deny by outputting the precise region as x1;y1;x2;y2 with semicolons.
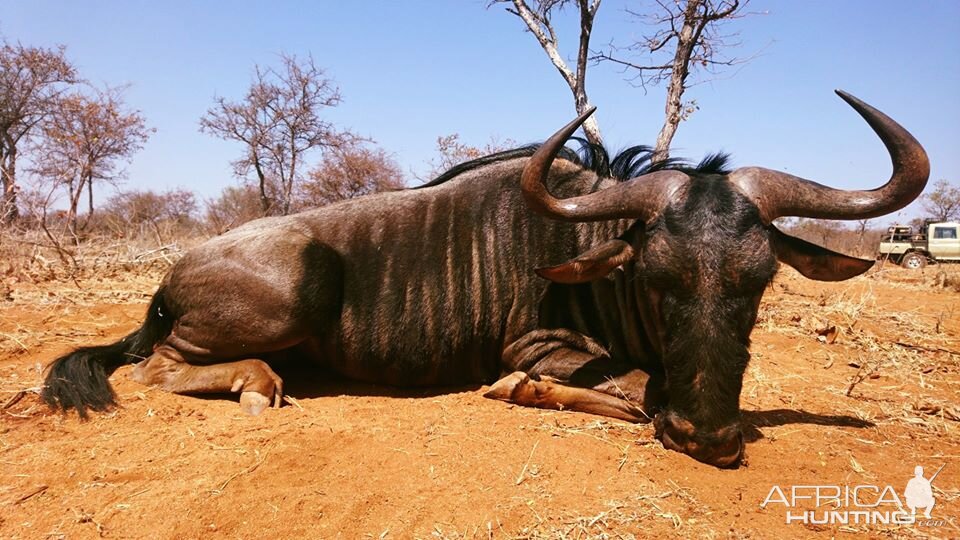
933;227;958;239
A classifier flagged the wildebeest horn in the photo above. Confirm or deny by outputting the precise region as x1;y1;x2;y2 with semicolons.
729;90;930;224
521;107;689;223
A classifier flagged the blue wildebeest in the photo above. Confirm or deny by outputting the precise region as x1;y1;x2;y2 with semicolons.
42;91;928;467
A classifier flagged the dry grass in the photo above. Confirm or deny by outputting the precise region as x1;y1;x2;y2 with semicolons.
420;485;715;540
755;266;959;449
761;266;959;355
933;266;960;293
0;227;192;285
504;490;703;540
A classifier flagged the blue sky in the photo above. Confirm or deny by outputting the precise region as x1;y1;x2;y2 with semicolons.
3;1;959;224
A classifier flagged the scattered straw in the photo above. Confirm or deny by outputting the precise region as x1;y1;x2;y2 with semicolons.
13;484;48;505
210;448;269;495
514;441;538;485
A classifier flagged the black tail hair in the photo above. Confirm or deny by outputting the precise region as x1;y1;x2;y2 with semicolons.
41;287;174;418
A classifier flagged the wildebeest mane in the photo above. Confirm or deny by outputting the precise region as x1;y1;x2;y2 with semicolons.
415;138;731;189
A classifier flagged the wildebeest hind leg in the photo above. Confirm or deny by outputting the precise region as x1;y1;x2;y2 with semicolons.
485;329;655;423
131;345;283;416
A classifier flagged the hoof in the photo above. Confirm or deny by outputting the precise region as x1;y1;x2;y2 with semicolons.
484;371;530;401
240;391;272;416
130;360;149;384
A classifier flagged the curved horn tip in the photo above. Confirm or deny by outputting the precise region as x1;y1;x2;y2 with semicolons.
834;89;861;105
569;106;597;126
833;90;878;116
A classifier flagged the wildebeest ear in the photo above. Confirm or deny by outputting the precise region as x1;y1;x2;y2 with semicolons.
536;239;636;284
771;226;874;281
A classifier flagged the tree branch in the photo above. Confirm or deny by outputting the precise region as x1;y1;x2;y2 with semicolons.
509;0;578;90
497;0;603;144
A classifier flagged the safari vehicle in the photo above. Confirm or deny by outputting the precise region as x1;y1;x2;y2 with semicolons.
878;221;960;268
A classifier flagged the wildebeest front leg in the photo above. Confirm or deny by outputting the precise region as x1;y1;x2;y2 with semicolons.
131;346;283;416
485;329;656;422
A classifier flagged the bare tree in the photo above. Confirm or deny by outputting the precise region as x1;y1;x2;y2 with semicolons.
920;179;960;222
593;0;753;162
200;54;356;216
297;142;404;208
493;0;604;145
855;218;870;257
0;41;79;223
32;86;151;238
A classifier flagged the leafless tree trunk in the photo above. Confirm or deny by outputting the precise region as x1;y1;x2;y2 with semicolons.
251;153;271;214
653;0;708;163
84;171;96;231
593;0;753;162
65;170;92;240
855;218;869;257
495;0;604;146
1;138;18;223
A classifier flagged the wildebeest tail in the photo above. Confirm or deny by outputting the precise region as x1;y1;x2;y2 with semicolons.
41;286;174;418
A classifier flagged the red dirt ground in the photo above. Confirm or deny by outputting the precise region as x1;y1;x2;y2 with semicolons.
1;265;958;538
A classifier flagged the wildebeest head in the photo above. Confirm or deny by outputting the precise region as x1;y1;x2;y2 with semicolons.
521;91;929;467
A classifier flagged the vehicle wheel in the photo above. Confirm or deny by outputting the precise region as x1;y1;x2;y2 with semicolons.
901;252;927;269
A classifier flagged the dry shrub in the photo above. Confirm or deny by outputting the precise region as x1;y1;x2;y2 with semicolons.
933;266;960;293
0;223;203;290
944;275;960;293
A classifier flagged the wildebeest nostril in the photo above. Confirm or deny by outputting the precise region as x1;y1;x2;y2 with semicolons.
656;415;744;467
707;431;744;468
658;424;684;453
655;412;696;438
655;415;695;454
